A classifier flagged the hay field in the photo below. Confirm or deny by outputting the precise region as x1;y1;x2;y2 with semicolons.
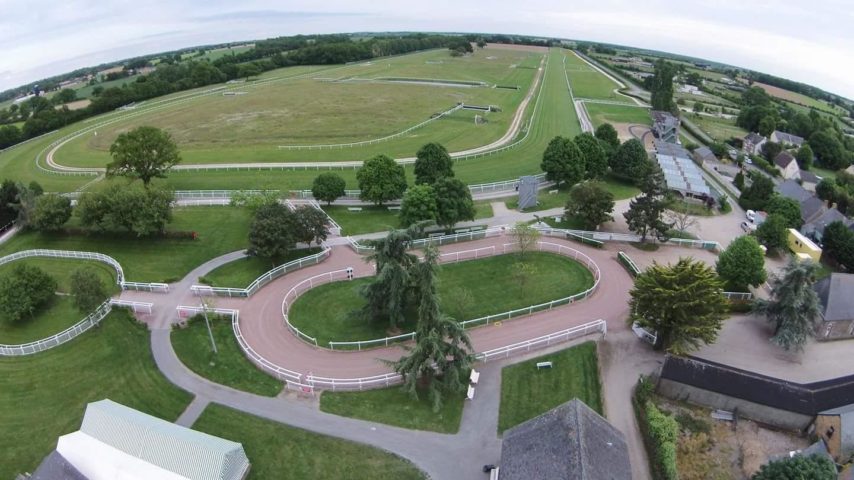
56;47;540;168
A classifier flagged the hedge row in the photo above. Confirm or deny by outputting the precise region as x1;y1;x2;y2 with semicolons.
633;377;679;480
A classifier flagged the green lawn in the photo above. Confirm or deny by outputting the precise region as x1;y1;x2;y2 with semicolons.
325;201;495;236
585;103;651;127
498;341;602;433
0;257;118;294
812;166;838;182
690;114;748;142
0;206;252;283
505;177;639;211
0;296;84;344
193;404;425;479
199;248;322;288
171;314;283;396
0;310;192;479
289;252;594;346
320;385;465;433
563;51;622;100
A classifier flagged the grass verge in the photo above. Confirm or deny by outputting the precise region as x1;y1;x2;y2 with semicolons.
0;310;192;478
199;248;322;288
498;341;602;433
171;315;283;396
320;385;465;433
192;404;426;479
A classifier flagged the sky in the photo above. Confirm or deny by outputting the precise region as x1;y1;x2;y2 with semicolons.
1;0;853;98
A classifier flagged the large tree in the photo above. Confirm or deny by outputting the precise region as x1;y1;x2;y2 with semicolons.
390;246;473;412
564;182;615;230
738;173;775;211
107;126;181;186
821;220;854;271
76;184;174;236
594;122;621;163
624;168;671;242
291;206;330;246
311;173;346;205
716;235;767;292
540;136;585;186
610;139;651;183
357;155;407;205
761;141;782;162
649;59;676;112
751;454;836;480
30;193;72;231
70;268;108;313
359;225;425;330
247;203;297;265
0;264;57;324
765;195;803;229
796;144;814;170
414;142;454;185
629;258;728;354
573;132;608;179
754;214;788;253
809;130;847;170
0;180;19;226
399;184;438;227
433;177;476;229
754;259;821;351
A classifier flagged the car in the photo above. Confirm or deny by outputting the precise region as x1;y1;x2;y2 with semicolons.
746;210;756;222
741;221;756;233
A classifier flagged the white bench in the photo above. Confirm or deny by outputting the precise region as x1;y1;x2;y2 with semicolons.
347;207;363;212
388;206;401;211
467;385;476;400
536;361;553;370
470;369;480;385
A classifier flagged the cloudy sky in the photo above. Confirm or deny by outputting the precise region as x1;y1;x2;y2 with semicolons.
1;0;852;98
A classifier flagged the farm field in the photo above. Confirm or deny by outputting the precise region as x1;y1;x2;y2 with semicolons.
193;404;425;479
690;114;748;142
563;51;622;100
288;251;594;346
0;311;192;479
55;47;541;168
753;81;844;115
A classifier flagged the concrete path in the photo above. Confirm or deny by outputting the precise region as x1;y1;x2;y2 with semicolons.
175;395;210;427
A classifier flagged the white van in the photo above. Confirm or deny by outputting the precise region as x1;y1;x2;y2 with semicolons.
746;210;756;222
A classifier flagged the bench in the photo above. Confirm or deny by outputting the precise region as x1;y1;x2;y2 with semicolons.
536;361;553;370
469;369;480;385
467;385;476;400
347;207;363;212
388;206;401;211
549;189;559;194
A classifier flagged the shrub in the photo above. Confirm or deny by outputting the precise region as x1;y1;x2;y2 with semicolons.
633;377;679;480
0;264;57;324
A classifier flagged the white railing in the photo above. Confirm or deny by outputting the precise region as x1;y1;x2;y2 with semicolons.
0;249;125;284
631;322;657;346
723;291;753;301
618;251;641;277
277;104;462;150
468;173;548;195
328;241;601;350
121;281;169;293
0;300;145;356
281;269;355;347
109;299;154;314
476;319;607;362
346;226;505;254
538;227;721;251
306;200;342;236
230;309;305;383
192;248;331;298
173;189;280;199
286;318;607;392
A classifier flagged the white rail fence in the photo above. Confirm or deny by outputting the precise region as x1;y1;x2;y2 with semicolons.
191;248;331;298
278;104;463;150
723;291;754;301
0;299;153;356
281;269;355;347
0;249;169;293
329;241;601;350
537;227;721;251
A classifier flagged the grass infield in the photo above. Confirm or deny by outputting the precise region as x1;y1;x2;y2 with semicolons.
192;404;426;480
498;341;602;433
288;252;594;346
199;248;322;288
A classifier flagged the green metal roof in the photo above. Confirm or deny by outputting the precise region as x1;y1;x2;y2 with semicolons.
80;399;249;480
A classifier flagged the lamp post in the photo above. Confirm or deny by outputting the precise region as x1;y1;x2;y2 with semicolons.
198;293;218;354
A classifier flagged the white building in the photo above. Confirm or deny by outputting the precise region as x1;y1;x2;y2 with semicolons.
32;399;251;480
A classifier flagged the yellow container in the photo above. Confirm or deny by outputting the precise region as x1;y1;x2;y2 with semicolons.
787;229;822;262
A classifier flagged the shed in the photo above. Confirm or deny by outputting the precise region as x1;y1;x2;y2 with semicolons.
814;403;854;462
692;146;716;164
787;228;821;262
54;399;250;480
499;399;631;480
